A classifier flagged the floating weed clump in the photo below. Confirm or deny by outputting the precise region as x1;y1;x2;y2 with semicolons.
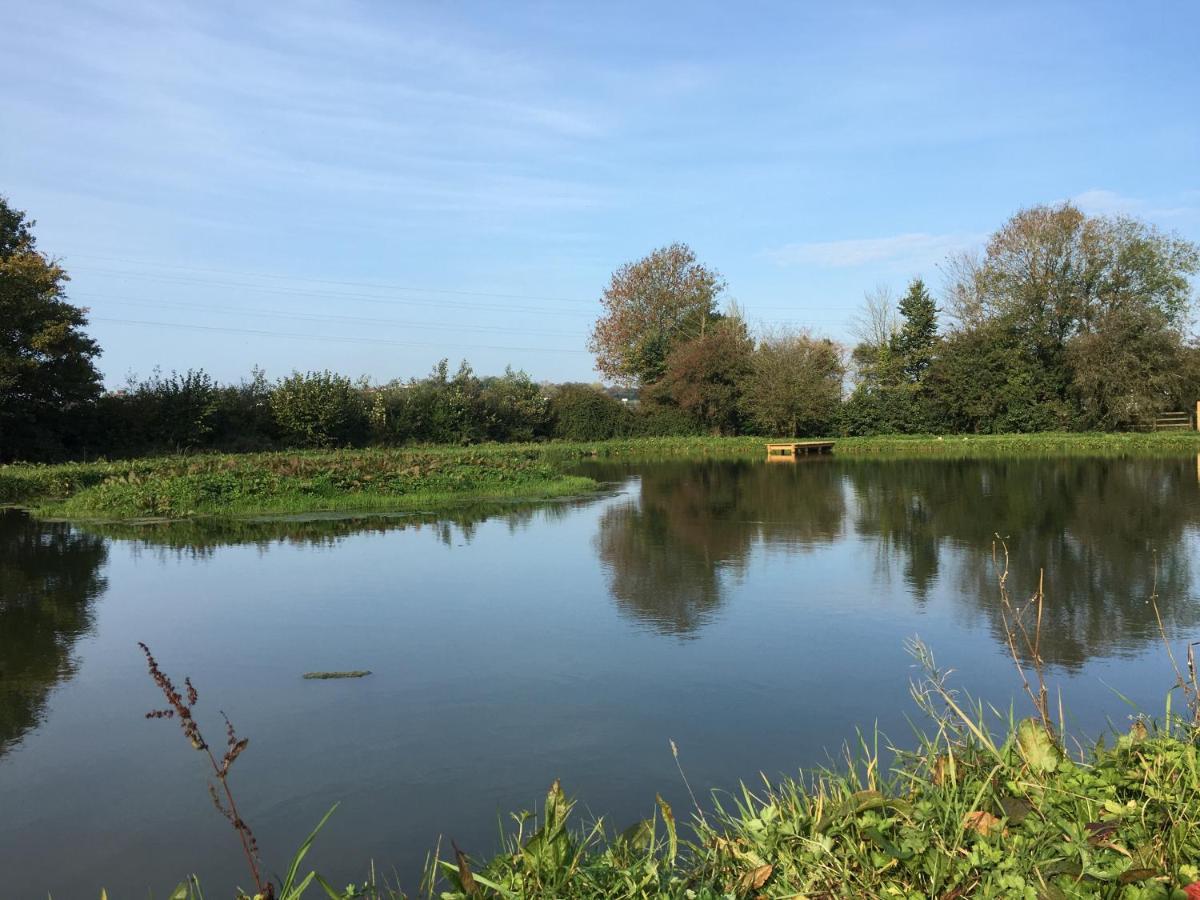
302;670;372;680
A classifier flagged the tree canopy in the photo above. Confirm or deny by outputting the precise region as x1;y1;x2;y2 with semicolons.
587;243;725;386
0;197;102;461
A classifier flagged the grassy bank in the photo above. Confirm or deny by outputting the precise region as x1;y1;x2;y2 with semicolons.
152;643;1200;900
5;432;1200;521
0;446;596;520
421;720;1200;899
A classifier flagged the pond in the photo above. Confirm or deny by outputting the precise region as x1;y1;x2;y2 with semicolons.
2;455;1199;896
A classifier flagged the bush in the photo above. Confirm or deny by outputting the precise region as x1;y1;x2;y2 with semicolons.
269;371;369;448
208;368;279;452
628;402;703;436
550;385;632;440
478;368;552;442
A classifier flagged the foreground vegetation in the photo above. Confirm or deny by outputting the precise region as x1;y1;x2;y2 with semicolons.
6;432;1200;521
143;633;1200;900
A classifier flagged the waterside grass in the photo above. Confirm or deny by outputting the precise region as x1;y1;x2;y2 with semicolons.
0;446;596;520
153;645;1200;900
5;431;1200;521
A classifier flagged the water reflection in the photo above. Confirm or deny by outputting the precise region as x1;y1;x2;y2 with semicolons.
79;494;601;558
848;458;1200;669
590;458;1200;663
593;460;847;635
0;510;108;755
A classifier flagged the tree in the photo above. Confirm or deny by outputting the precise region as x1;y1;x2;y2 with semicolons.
588;243;725;386
650;318;752;434
891;278;938;382
0;197;102;461
741;329;844;437
850;284;900;349
943;203;1198;426
1066;305;1188;430
924;322;1068;433
843;282;935;435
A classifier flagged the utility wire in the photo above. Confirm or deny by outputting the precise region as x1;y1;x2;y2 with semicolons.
68;254;595;304
67;256;847;316
71;268;596;317
76;294;587;338
90;317;591;354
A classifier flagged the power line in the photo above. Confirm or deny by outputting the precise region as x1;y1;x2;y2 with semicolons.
67;256;850;316
69;254;596;304
72;267;596;318
90;317;591;354
77;294;588;338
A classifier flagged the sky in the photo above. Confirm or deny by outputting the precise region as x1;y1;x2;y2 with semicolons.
3;0;1199;387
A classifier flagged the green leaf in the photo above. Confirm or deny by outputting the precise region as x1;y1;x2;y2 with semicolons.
998;795;1034;825
1016;719;1060;773
281;803;339;894
314;873;345;899
656;794;678;863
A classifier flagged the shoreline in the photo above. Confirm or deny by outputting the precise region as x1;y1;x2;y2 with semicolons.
4;432;1200;522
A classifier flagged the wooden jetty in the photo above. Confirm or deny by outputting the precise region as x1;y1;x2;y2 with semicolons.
766;440;835;460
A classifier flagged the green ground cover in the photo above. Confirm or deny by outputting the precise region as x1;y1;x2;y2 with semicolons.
5;432;1200;521
153;644;1200;900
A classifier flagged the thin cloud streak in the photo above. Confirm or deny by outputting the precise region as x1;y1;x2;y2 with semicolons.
764;232;983;269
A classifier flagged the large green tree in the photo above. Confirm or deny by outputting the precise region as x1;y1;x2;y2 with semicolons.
943;203;1199;430
0;197;102;461
588;243;725;386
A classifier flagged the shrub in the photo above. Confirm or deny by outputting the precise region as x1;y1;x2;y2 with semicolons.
269;371;369;448
478;368;552;442
550;385;631;440
629;402;703;436
208;368;279;452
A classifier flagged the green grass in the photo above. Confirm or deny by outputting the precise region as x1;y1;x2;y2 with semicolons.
0;446;597;520
159;650;1200;900
5;432;1200;521
416;712;1200;899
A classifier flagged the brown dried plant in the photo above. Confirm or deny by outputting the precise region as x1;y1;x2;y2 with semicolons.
992;538;1054;736
1146;550;1200;728
139;642;271;899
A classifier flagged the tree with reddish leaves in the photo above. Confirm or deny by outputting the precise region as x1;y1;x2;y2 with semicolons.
587;243;725;387
650;317;753;435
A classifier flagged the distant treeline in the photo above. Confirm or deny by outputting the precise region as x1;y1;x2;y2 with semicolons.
3;194;1199;463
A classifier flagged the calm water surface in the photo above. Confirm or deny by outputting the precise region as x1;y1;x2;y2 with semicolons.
2;456;1199;896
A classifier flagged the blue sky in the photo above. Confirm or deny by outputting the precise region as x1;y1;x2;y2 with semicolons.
3;0;1198;386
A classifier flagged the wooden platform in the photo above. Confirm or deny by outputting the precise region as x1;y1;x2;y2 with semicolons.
766;441;834;459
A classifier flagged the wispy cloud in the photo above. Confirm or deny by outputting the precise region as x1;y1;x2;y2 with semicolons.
764;232;981;269
1070;189;1197;221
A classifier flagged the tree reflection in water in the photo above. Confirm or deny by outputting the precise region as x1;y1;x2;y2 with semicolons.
594;457;1200;666
0;510;108;755
594;460;847;635
848;457;1200;669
